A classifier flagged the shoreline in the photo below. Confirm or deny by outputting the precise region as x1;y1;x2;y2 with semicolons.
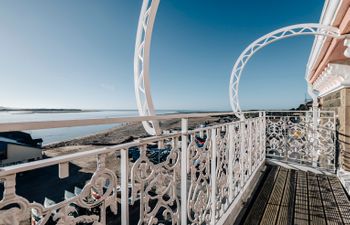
42;122;127;148
2;114;236;210
43;115;232;161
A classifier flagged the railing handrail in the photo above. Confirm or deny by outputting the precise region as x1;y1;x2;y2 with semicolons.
0;133;184;176
0;110;336;176
0;110;334;132
0;117;265;177
0;110;336;224
266;110;335;113
0;111;261;132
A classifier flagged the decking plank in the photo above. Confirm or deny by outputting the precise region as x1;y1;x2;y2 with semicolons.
243;166;280;225
328;176;350;224
294;170;309;225
260;168;288;225
235;165;350;225
276;169;296;225
308;172;326;225
318;175;343;225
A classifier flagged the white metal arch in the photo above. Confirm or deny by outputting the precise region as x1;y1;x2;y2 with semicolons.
229;23;343;119
134;0;161;135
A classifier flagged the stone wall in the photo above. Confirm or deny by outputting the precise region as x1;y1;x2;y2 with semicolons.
320;88;350;171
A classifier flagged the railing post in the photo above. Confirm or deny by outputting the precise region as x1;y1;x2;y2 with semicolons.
96;154;107;224
200;130;204;138
283;116;288;161
228;124;234;202
333;112;339;170
248;120;252;176
100;202;106;225
181;118;188;225
240;122;245;186
261;112;266;160
120;149;129;225
305;110;318;167
312;105;319;132
264;112;267;158
211;128;217;225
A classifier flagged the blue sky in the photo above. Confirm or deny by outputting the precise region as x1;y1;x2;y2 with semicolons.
0;0;324;111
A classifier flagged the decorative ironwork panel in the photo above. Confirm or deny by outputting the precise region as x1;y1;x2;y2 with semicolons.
229;123;242;198
187;129;212;225
266;111;336;170
285;116;309;161
130;137;181;225
266;116;286;158
0;154;118;225
250;120;258;171
0;113;267;225
240;121;251;183
214;125;230;220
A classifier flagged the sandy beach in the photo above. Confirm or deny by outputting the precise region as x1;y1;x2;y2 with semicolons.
42;115;233;173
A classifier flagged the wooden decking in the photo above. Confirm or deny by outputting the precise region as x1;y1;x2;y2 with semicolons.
235;165;350;225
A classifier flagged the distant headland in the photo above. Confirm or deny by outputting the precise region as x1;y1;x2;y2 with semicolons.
0;106;84;113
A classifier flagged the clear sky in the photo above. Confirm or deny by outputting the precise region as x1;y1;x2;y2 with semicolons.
0;0;324;111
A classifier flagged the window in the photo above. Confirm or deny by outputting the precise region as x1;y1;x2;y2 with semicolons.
0;142;8;160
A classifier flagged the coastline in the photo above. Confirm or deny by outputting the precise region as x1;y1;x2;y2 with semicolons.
43;115;232;172
44;114;233;148
2;114;235;223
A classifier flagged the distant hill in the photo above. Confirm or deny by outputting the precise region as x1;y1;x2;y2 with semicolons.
0;107;83;112
290;100;313;111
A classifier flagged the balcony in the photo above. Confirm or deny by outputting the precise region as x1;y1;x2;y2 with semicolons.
0;110;345;225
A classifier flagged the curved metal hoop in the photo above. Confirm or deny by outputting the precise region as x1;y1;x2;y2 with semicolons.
229;23;342;119
134;0;161;135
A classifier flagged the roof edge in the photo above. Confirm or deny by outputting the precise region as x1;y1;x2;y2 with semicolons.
306;0;342;80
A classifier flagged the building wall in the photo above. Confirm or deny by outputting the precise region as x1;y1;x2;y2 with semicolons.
1;144;42;166
321;87;350;170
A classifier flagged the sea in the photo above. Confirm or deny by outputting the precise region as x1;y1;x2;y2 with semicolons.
0;110;175;146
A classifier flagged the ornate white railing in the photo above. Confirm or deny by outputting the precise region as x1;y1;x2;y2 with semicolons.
265;111;336;170
0;112;266;225
0;110;336;224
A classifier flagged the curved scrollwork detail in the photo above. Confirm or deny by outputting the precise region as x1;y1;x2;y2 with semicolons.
0;114;270;224
214;126;230;219
0;154;118;225
130;138;180;225
266;117;285;157
134;0;161;135
0;175;31;225
266;112;335;170
229;123;242;198
229;23;342;119
187;130;212;224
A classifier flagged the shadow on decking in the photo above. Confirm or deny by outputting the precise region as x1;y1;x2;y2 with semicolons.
234;164;350;225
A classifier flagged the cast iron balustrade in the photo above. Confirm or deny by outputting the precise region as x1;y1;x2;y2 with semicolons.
0;111;335;225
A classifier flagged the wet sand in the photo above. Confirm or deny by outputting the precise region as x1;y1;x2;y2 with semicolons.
42;115;234;173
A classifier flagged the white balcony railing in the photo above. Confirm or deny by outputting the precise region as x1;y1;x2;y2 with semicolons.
266;111;336;170
0;111;335;225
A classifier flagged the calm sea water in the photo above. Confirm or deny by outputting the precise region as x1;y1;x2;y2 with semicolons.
0;110;174;145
